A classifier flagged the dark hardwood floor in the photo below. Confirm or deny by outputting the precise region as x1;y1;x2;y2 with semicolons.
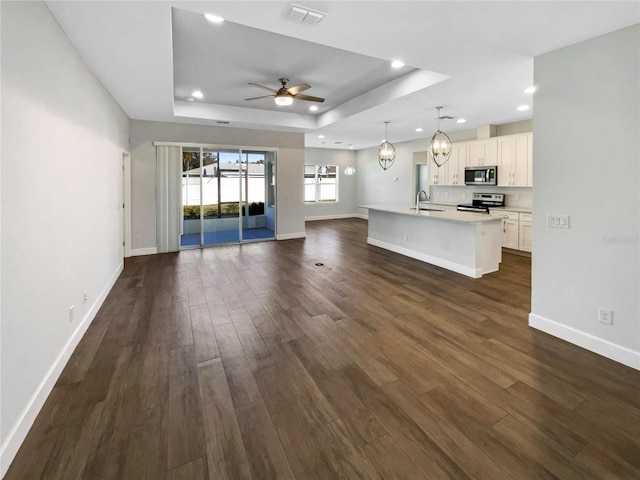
7;218;639;479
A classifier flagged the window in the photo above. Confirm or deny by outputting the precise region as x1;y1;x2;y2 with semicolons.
304;164;338;202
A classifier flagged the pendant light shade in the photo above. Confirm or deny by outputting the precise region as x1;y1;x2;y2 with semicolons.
378;121;396;170
430;106;452;167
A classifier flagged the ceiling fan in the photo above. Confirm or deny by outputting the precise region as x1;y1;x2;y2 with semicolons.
245;77;325;106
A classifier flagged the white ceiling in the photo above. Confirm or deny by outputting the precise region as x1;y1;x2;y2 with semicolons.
45;1;639;149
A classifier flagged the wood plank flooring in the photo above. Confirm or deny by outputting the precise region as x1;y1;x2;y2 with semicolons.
6;218;639;479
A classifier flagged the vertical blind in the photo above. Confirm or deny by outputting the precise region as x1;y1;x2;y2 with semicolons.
156;145;181;252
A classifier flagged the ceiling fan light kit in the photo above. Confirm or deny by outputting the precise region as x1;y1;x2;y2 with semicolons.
430;106;452;167
378;121;396;170
275;95;293;106
245;77;325;106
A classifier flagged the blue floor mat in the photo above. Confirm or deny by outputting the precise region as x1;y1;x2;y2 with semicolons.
180;227;274;247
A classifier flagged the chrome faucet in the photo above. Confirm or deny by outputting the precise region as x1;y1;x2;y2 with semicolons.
416;189;428;210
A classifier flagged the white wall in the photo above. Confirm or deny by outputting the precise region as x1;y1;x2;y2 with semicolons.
304;148;357;220
530;24;640;369
356;137;430;216
129;120;306;252
0;1;131;474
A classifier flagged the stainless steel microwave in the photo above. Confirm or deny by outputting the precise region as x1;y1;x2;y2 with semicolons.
464;166;497;186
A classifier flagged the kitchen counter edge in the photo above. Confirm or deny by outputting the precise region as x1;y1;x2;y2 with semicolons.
360;205;502;224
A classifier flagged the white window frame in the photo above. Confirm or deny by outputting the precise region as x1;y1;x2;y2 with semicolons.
304;164;338;203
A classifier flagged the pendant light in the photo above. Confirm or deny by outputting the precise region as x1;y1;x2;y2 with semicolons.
378;121;396;170
318;142;328;178
430;106;452;167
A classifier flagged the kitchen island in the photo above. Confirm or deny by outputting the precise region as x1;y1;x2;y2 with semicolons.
362;204;503;278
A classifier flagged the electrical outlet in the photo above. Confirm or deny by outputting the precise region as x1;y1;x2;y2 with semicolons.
403;234;409;241
83;292;88;304
69;305;75;323
598;308;613;325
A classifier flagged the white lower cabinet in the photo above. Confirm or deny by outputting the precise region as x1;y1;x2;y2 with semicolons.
489;210;532;252
518;213;532;252
503;219;520;249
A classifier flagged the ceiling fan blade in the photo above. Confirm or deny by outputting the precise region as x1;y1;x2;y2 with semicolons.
286;83;311;95
244;95;275;101
248;82;278;93
293;94;325;103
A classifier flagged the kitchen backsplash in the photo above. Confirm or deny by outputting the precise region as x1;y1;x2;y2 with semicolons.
430;185;533;209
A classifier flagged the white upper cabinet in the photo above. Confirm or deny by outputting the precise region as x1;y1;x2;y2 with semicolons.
444;141;467;185
497;133;532;187
429;161;445;185
425;133;532;187
466;138;498;166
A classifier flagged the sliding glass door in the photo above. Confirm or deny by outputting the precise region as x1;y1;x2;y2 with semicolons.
180;145;276;248
241;149;276;241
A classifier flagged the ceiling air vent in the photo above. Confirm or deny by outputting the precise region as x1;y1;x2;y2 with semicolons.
216;121;230;125
286;4;325;25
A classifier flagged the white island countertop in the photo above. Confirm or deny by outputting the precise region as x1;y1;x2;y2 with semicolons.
361;204;502;224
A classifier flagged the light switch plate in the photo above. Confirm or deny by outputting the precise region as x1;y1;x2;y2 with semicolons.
546;214;570;228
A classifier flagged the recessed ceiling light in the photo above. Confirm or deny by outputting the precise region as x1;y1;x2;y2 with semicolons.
186;98;195;102
517;105;530;111
457;118;467;124
391;60;405;69
204;13;224;23
309;105;318;111
349;145;353;149
524;86;537;94
415;128;423;132
318;134;325;139
191;90;203;99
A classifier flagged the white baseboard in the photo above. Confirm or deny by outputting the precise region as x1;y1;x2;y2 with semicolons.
0;261;124;477
305;213;359;221
130;247;158;256
276;231;306;240
367;237;482;278
355;213;368;220
529;313;640;370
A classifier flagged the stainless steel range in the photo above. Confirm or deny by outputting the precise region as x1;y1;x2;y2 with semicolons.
457;193;505;213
